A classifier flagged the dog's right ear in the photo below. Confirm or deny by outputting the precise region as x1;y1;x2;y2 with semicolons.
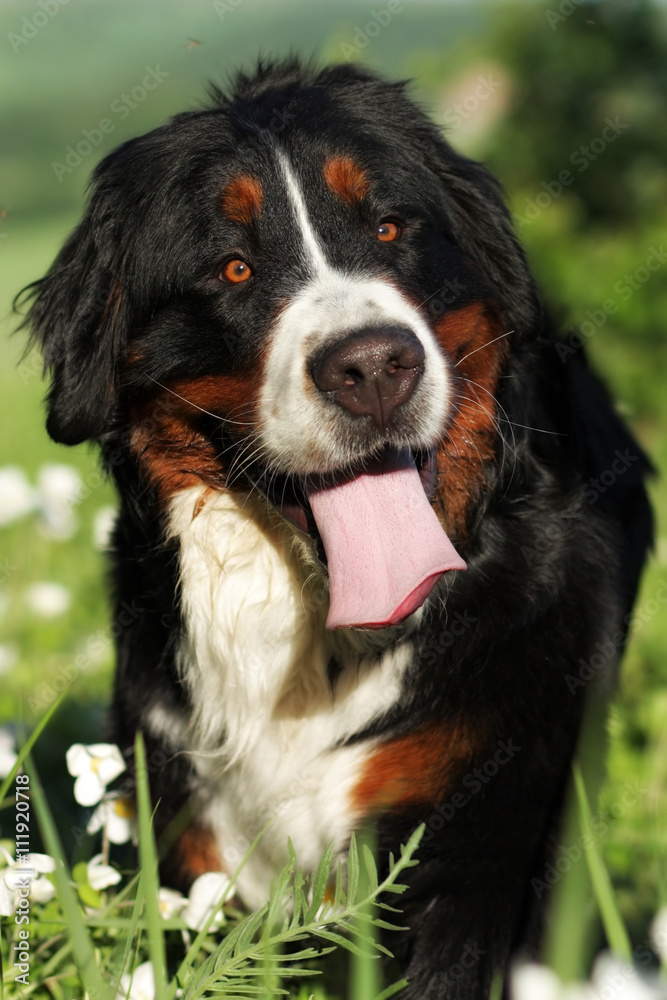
19;187;129;446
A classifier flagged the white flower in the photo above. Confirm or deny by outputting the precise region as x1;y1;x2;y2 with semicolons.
0;850;56;916
182;871;230;932
158;886;187;919
87;854;122;891
651;906;667;962
0;728;18;779
25;582;71;619
93;506;117;551
511;963;590;1000
66;743;126;806
512;958;667;1000
0;467;36;527
116;961;156;1000
591;953;667;999
0;643;18;677
37;463;82;540
87;793;136;845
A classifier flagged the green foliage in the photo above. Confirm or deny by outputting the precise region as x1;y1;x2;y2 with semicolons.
0;752;423;1000
481;0;667;226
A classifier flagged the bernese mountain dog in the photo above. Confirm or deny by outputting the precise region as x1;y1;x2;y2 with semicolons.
24;60;652;998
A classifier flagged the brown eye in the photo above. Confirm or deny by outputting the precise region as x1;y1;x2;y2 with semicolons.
377;220;400;242
221;259;252;283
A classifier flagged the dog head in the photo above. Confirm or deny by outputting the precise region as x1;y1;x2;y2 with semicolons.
25;59;542;627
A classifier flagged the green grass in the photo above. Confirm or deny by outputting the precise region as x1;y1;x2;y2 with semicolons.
2;742;424;999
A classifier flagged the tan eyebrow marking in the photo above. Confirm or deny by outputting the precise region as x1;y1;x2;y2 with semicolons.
220;174;264;224
323;155;371;205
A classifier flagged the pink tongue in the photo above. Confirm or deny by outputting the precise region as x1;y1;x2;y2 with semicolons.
307;449;466;630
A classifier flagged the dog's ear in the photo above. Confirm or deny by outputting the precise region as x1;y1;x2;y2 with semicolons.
20;184;129;446
426;139;543;339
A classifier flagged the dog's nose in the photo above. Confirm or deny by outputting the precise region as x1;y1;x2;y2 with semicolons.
309;327;425;431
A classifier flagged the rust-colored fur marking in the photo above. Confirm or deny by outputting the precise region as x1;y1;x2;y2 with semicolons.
434;302;509;537
221;175;264;224
323;155;370;205
175;825;224;881
351;720;480;814
129;373;260;501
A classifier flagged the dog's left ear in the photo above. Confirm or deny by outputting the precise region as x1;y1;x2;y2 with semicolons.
20;183;129;446
427;139;542;339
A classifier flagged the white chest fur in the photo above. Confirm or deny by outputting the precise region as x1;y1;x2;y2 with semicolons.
158;486;413;909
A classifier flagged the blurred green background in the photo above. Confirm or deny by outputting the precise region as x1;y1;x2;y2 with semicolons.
1;0;665;956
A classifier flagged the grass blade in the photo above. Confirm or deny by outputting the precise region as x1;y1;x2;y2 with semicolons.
26;755;111;1000
351;826;381;1000
134;731;167;1000
375;980;409;1000
572;760;632;960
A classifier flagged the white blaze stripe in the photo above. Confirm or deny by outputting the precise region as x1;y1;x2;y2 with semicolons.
258;150;453;474
277;150;331;275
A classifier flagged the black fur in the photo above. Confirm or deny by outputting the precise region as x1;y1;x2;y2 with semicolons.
21;59;652;999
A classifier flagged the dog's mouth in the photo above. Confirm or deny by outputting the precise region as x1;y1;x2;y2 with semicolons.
245;446;466;630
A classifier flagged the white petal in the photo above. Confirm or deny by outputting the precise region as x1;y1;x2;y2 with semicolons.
158;887;186;919
0;729;15;751
0;645;18;677
182;872;229;932
0;467;37;526
66;744;90;777
94;747;126;785
30;875;55;904
28;853;56;874
0;880;15;916
37;464;82;504
88;855;122;891
116;961;156;1000
591;953;661;999
86;742;125;760
650;907;667;962
107;813;134;845
37;464;82;540
74;771;106;807
87;801;106;835
107;797;136;845
93;506;117;551
511;963;564;1000
0;747;18;779
25;582;71;619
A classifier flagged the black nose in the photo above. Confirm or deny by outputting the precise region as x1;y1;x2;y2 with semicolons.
309;327;425;432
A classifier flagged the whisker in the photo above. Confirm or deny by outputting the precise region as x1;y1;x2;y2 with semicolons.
454;330;514;368
143;373;254;427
